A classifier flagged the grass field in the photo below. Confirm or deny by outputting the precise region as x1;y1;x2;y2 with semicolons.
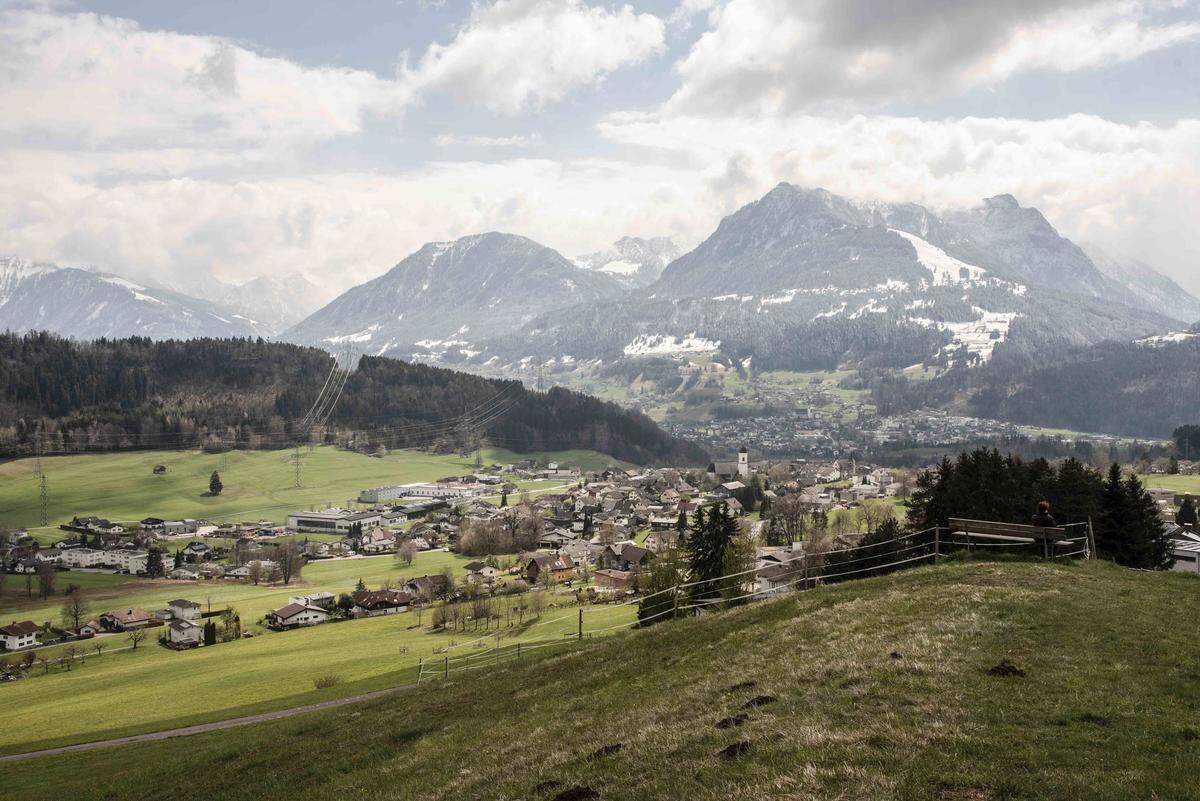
4;559;1198;800
1140;474;1200;495
0;445;623;534
0;545;637;754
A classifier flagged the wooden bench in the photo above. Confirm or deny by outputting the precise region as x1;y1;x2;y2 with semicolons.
947;518;1075;558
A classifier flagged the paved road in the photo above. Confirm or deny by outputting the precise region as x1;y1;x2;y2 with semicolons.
0;682;415;764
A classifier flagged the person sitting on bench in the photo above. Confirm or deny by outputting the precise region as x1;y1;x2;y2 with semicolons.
1031;501;1058;528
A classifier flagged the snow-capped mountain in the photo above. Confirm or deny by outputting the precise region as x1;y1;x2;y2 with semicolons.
468;185;1178;371
576;236;681;288
205;273;331;334
282;232;626;358
1084;244;1200;326
0;256;269;340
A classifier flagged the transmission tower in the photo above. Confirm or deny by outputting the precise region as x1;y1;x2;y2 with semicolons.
35;426;48;526
39;473;48;527
290;445;305;488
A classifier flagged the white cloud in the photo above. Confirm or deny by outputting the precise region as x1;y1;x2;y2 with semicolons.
404;0;666;114
668;0;1200;114
434;132;543;148
0;8;412;157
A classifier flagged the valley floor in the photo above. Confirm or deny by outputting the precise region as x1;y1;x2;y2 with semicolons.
5;559;1199;801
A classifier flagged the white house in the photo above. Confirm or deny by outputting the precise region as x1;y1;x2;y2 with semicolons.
0;620;40;651
268;603;329;629
167;599;202;621
168;619;203;646
60;547;107;568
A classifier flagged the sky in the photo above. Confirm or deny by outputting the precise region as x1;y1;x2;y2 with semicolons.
1;0;1198;298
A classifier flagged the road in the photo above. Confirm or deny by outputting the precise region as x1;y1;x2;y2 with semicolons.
0;682;416;764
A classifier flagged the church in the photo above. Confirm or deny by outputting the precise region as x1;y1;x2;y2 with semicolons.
708;446;752;481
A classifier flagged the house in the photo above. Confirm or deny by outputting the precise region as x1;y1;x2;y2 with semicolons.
285;509;383;534
100;607;153;631
524;552;576;584
167;599;202;621
60;547;107;569
267;603;329;629
358;526;396;555
182;541;213;561
404;574;452;599
168;619;203;647
755;564;793;596
594;569;634;594
597;543;654;573
350;589;411;617
288;591;337;610
0;621;40;651
463;561;500;583
168;567;199;581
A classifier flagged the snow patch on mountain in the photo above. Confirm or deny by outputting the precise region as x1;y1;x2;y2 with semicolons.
888;229;985;286
1137;331;1198;347
623;333;720;356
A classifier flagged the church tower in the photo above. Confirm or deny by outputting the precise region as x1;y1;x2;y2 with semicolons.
738;445;749;479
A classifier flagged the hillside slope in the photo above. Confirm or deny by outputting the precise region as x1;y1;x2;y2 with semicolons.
0;333;705;464
8;560;1199;801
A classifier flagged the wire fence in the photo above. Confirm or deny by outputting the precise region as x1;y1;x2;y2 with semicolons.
416;521;1094;684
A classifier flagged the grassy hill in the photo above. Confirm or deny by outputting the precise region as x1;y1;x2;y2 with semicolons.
0;446;625;535
6;559;1200;800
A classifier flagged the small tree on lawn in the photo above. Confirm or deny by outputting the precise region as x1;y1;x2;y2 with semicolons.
35;561;57;599
127;629;146;650
209;471;223;496
60;588;91;631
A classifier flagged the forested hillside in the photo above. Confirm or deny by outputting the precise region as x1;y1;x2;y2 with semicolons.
871;330;1200;438
0;333;706;465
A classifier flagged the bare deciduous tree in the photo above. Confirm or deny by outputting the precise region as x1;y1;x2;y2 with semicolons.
126;629;147;650
60;589;91;631
35;561;57;599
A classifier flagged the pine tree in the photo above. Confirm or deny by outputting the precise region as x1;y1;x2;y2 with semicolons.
1097;463;1131;563
203;620;217;646
354;577;367;593
500;491;508;508
145;549;164;578
1123;474;1172;570
686;504;736;605
637;549;684;627
208;471;223;496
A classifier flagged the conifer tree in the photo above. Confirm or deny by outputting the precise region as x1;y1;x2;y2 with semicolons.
686;504;736;604
1097;463;1131;563
1179;495;1198;528
1123;473;1171;570
208;471;223;496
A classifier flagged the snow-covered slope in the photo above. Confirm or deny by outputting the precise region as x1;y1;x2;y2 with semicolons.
0;256;268;340
576;236;681;288
282;233;626;357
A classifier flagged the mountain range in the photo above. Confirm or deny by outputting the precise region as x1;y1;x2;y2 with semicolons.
286;184;1190;374
0;256;272;340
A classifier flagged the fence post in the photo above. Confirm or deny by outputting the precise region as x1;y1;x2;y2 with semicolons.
443;655;449;680
933;526;940;559
1086;517;1097;560
672;584;679;618
417;657;423;685
577;608;583;640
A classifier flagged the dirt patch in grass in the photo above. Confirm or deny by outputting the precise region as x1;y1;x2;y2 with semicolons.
533;779;562;794
726;680;757;692
1075;713;1112;727
740;695;777;710
716;713;749;730
718;740;751;759
986;660;1025;678
551;786;600;801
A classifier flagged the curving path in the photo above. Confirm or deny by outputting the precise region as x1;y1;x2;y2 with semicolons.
0;682;416;764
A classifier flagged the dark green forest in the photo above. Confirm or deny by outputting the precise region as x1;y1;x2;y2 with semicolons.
0;332;707;465
870;332;1200;438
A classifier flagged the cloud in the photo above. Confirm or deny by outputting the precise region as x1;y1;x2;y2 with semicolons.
434;132;543;148
0;7;413;159
404;0;666;114
668;0;1200;114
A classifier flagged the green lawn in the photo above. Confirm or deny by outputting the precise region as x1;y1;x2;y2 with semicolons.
0;445;614;534
0;545;637;754
4;559;1198;800
1140;474;1200;495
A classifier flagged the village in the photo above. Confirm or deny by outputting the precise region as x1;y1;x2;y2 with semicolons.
3;446;1198;664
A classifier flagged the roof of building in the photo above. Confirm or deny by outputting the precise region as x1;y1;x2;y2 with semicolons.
0;620;39;637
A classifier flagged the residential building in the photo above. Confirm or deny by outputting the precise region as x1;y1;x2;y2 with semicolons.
0;621;40;651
